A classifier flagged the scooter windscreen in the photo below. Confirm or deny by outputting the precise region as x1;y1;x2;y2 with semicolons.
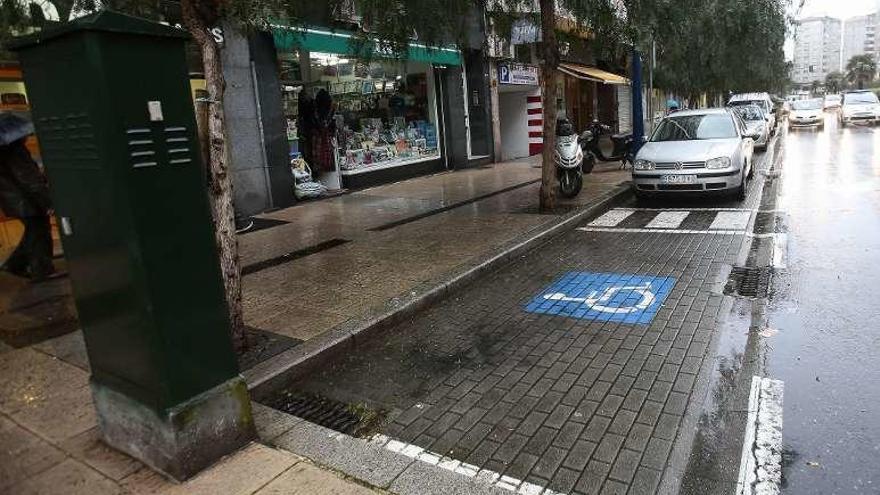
556;118;575;136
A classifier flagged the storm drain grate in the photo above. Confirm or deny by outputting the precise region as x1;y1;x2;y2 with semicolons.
725;266;773;298
263;390;384;437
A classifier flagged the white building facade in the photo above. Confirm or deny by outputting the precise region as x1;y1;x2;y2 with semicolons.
792;16;842;85
842;13;878;68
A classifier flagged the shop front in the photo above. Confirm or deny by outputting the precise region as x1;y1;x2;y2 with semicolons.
271;27;461;189
556;62;630;133
0;64;61;259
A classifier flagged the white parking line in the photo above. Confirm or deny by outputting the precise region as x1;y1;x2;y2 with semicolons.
616;207;754;212
588;209;634;227
578;227;745;235
737;376;785;495
375;436;567;495
710;211;751;230
645;211;690;229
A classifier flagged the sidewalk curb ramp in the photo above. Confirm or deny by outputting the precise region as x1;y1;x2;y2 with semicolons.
245;182;633;398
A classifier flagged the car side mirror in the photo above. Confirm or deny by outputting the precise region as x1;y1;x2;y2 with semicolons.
745;131;760;140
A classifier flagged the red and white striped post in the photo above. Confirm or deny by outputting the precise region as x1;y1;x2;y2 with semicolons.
527;90;543;155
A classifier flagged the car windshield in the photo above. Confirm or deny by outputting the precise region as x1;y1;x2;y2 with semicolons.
735;106;765;121
651;114;738;141
792;99;822;110
844;92;880;104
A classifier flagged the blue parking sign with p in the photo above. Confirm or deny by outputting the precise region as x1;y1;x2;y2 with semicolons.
525;271;676;324
499;65;510;84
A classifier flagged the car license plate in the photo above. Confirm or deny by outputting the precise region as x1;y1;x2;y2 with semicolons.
661;174;696;184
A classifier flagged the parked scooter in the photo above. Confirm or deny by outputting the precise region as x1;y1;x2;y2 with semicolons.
553;118;584;198
580;120;635;170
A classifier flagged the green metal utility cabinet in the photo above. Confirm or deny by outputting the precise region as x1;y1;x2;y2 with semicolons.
12;10;254;480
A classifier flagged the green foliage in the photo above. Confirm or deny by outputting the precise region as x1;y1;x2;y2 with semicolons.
1;0;790;95
824;71;844;93
845;54;877;90
649;0;789;95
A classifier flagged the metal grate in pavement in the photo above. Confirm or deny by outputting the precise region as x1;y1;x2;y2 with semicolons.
725;266;773;298
264;390;384;437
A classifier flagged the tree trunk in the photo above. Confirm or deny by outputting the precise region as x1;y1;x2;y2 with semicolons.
181;1;246;352
48;0;74;22
539;0;559;211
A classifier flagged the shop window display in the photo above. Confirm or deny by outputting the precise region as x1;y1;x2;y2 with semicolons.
280;52;440;175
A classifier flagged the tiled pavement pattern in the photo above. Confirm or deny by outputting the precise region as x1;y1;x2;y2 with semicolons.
285;222;743;495
281;163;770;494
238;158;628;344
0;340;379;494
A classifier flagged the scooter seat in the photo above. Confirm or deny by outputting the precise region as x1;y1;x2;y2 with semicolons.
611;133;632;140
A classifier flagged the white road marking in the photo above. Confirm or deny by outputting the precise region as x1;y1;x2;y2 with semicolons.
616;207;753;212
771;233;788;269
374;435;566;495
588;209;634;227
710;211;751;230
543;283;656;314
578;227;745;235
737;376;785;495
645;211;690;229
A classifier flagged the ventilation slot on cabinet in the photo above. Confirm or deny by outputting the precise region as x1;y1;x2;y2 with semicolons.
127;128;157;169
164;126;192;165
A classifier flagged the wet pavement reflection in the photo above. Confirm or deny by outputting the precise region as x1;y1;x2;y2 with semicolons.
682;112;880;494
768;114;880;493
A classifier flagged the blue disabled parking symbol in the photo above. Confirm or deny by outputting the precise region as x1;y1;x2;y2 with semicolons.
525;271;676;324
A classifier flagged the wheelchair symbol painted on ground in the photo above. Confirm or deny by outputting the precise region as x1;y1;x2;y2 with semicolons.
524;271;676;324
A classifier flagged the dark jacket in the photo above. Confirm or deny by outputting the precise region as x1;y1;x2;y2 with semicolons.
0;140;51;218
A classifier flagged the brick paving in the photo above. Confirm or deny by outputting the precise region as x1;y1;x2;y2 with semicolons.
280;173;768;494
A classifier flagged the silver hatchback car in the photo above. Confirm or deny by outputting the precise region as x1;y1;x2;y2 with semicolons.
632;109;757;199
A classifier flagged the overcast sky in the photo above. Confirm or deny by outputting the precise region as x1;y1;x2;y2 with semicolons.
798;0;879;19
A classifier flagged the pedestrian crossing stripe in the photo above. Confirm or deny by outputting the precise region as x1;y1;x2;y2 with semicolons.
587;209;634;227
645;211;689;229
584;208;751;234
710;211;750;230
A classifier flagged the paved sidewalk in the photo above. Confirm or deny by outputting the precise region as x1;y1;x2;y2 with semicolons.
0;156;628;494
1;156;629;370
0;342;381;494
239;157;628;345
261;145;775;495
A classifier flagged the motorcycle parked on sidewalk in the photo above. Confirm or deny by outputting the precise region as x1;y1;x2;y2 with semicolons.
553;118;584;198
580;120;635;171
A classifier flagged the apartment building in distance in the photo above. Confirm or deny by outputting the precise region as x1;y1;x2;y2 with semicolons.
792;16;842;85
842;12;878;67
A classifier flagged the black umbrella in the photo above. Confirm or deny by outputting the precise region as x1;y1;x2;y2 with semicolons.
0;112;34;146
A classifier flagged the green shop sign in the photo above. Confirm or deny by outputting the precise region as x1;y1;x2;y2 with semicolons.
271;25;462;66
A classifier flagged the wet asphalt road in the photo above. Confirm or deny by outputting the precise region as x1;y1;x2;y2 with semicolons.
767;114;880;493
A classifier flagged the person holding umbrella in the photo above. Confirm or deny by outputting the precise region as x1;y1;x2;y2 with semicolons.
0;112;55;280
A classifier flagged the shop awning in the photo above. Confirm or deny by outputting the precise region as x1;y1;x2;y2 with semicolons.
271;25;462;66
558;63;629;85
